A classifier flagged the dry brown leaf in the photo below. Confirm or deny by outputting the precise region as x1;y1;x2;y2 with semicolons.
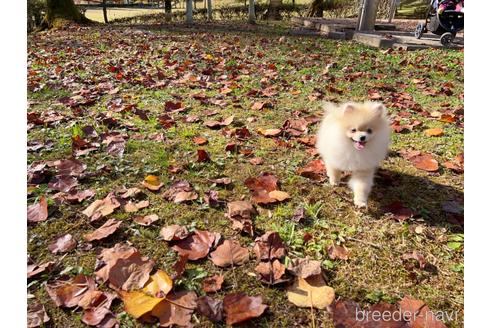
46;275;96;308
162;180;198;203
202;274;224;293
297;160;326;181
287;258;321;279
255;259;287;285
84;219;122;242
172;230;218;260
286;274;335;309
27;196;48;223
223;292;268;325
257;128;282;137
209;240;249;267
48;234;76;254
197;296;224;323
107;251;155;291
254;231;286;261
410;154;439;172
160;225;190;241
27;302;50;328
82;194;121;222
123;200;150;213
151;291;198;327
327;245;349;261
399;296;447;328
27;261;53;279
268;190;290;202
133;214;159;226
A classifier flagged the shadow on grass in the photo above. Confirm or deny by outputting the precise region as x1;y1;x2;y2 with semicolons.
371;168;463;232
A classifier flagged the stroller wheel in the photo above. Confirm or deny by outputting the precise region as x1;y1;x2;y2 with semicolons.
415;23;425;39
440;32;454;47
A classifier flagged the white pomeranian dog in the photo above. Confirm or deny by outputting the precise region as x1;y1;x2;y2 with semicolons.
316;101;391;207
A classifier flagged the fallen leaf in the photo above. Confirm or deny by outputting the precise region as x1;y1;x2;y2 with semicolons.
202;275;224;293
120;290;164;319
48;175;78;192
209;240;249;267
255;259;287;285
84;219;122;242
245;173;278;192
106;251;154;291
133;214;159;226
143;270;173;298
286;274;335;309
54;189;95;204
48;234;76;254
327;245;349;260
151;291;197;327
197;296;224;322
27;196;48;223
297;160;326;181
254;231;286;261
410;153;439;172
27;260;53;279
383;201;416;221
399;296;447;328
82;193;121;222
172;254;188;280
46;275;96;308
424;128;444;137
287;258;321;279
257;128;282;137
192;136;208;145
160;225;190;241
268;190;290;202
402;251;427;269
223;292;268;325
172;230;218;260
162;180;198;203
142;175;164;191
197;149;210;162
123;200;150;213
27;302;50;328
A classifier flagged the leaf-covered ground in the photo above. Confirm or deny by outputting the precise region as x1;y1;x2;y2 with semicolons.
27;21;464;327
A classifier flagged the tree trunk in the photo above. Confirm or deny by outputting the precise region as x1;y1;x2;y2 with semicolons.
248;0;256;23
207;0;213;20
307;0;323;17
43;0;90;29
164;0;172;21
266;0;282;20
186;0;193;24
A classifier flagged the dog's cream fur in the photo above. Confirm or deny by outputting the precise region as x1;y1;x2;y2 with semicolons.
316;102;391;207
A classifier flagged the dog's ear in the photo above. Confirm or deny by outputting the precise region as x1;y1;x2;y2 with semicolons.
341;103;356;115
372;103;387;117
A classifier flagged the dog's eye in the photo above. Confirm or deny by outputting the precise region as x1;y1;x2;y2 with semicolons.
367;128;373;134
351;128;356;133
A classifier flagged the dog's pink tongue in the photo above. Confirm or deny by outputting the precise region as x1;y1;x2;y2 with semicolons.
354;141;366;150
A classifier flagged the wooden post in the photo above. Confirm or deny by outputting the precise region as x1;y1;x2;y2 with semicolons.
207;0;212;20
248;0;255;23
102;0;108;24
388;0;397;23
186;0;193;23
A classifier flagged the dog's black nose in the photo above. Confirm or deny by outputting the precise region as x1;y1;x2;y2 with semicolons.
360;135;366;141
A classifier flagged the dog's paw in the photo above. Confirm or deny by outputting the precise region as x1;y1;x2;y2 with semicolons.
353;199;367;208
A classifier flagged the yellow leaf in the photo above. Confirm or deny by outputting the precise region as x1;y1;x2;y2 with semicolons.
143;270;173;297
144;175;160;186
268;190;290;202
120;291;164;319
424;128;444;137
286;274;335;309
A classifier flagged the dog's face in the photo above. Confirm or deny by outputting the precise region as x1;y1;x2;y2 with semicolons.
338;102;388;151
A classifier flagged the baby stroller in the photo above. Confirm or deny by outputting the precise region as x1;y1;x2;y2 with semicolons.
414;0;464;47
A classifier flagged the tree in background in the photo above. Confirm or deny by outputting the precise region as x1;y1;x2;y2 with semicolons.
41;0;91;29
266;0;282;20
307;0;324;17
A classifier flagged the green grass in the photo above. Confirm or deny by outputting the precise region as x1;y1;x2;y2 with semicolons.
27;20;463;327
